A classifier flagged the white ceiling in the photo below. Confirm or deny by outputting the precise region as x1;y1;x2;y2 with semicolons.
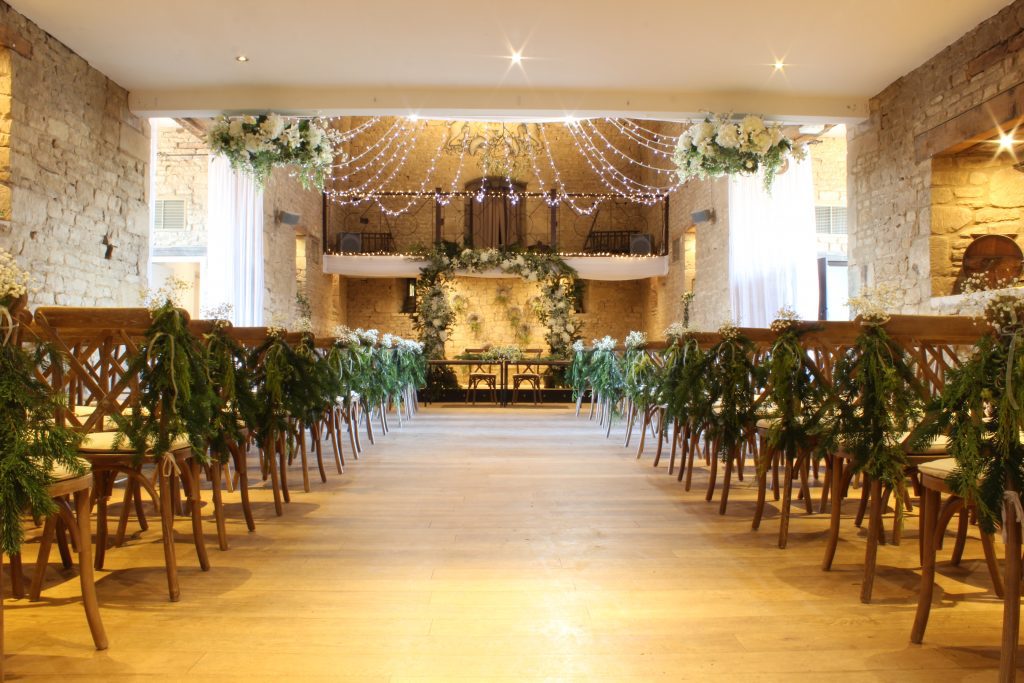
8;0;1013;121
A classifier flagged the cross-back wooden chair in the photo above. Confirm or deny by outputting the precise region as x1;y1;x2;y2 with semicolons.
465;348;498;405
32;307;209;602
3;304;108;663
511;348;543;405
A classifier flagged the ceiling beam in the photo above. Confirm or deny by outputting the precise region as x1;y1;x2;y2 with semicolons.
914;80;1024;161
129;85;869;124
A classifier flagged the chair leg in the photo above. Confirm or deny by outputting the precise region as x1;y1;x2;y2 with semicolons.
753;442;770;532
73;488;108;650
230;441;256;532
668;419;680;475
823;454;846;571
156;466;181;602
981;529;1005;598
860;478;884;604
1000;501;1022;682
92;470;110;571
297;424;311;493
313;425;328;483
779;458;795;549
278;433;291;503
29;514;57;601
211;461;229;551
705;439;720;502
910;487;941;644
184;458;211;572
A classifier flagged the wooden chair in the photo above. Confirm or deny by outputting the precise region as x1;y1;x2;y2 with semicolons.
910;457;1011;678
511;349;543;405
32;307;210;603
465;348;498;405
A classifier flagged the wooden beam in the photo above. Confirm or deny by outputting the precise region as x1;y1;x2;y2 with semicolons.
914;81;1024;162
0;23;31;59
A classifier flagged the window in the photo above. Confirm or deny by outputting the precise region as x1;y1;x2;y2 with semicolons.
401;278;417;314
815;206;848;235
155;199;186;231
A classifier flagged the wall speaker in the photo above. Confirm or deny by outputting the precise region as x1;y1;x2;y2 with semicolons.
691;209;715;224
337;232;363;253
277;210;301;225
629;233;653;256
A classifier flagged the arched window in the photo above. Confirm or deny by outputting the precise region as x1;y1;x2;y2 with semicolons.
464;178;524;249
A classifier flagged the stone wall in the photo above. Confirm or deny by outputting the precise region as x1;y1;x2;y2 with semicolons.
848;0;1024;311
0;1;150;306
153;123;207;253
811;133;849;256
930;153;1024;295
640;176;731;335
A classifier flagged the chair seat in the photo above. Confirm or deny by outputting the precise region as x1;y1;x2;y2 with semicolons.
917;457;957;480
49;457;92;481
902;433;950;456
78;431;193;454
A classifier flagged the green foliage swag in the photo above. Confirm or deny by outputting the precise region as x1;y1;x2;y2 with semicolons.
700;327;765;461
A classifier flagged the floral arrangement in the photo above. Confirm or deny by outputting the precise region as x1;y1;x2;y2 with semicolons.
410;245;581;359
624;330;648;351
674;114;806;191
482;345;524;362
207;114;343;190
680;291;695;328
664;322;691;343
769;306;801;333
592;336;618;352
701;324;764;464
718;320;740;342
0;249;29;343
201;302;234;327
848;283;901;325
464;312;483;338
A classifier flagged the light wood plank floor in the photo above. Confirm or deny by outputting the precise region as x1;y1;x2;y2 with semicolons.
5;405;1017;681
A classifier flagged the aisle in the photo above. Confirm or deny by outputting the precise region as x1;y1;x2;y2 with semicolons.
6;406;1007;680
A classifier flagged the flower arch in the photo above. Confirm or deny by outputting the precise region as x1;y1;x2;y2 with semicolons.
411;246;583;359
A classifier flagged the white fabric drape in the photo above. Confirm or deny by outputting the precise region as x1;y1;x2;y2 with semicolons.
202;155;265;325
727;157;819;327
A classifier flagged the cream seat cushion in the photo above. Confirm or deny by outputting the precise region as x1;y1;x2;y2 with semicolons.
917;457;957;480
902;433;950;456
77;431;192;454
48;457;92;481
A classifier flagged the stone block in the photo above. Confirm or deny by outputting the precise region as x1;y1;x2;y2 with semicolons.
990;167;1024;207
931;205;974;233
931;187;954;204
953;186;985;198
975;207;1020;223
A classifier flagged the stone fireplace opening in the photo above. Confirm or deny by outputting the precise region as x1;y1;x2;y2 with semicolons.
930;149;1024;296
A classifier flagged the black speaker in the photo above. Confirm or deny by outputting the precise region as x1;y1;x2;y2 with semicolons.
629;233;653;256
337;232;363;253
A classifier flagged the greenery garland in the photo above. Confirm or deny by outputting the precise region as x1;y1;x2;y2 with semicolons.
816;316;925;517
701;324;765;462
664;332;709;432
763;314;829;470
922;295;1024;532
201;322;258;463
0;300;84;555
116;302;218;464
411;243;581;359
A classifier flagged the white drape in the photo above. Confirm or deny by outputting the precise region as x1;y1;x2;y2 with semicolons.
727;157;819;327
202;155;265;325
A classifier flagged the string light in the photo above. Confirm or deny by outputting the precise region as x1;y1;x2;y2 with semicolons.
321;116;687;217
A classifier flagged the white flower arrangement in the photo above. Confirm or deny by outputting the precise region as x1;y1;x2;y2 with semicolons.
355;328;379;346
769;306;801;333
572;339;586;353
201;302;233;325
624;330;648;350
664;321;691;342
332;325;361;346
718;320;740;341
293;316;314;334
592;336;618;352
848;283;901;325
0;249;29;306
207;114;343;190
380;333;395;349
142;277;190;312
674;114;806;191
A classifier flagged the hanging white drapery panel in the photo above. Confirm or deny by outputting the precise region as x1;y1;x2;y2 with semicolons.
727;157;819;327
202;155;265;326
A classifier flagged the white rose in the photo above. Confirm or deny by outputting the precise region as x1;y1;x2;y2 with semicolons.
262;114;285;139
770;127;784;147
753;129;773;154
689;121;714;144
228;119;244;137
739;115;765;137
306;125;324;148
677;132;692;150
716;124;740;149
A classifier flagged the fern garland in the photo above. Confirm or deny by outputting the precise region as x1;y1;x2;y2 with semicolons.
701;326;765;462
0;328;84;555
116;302;218;464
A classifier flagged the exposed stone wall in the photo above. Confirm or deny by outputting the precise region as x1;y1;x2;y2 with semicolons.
930;153;1024;295
0;1;150;306
344;277;415;337
639;176;730;335
262;166;344;334
848;0;1024;311
153;124;207;253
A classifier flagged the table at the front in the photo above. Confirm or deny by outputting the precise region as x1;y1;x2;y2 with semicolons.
427;359;571;406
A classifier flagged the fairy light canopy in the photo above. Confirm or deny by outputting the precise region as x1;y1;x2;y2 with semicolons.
323;116;687;217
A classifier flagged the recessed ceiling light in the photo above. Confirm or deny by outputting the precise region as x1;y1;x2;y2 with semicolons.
510;51;523;65
1000;132;1016;150
236;55;249;63
773;60;785;71
408;113;420;122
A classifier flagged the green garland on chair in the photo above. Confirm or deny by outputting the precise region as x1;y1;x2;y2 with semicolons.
921;294;1024;532
763;313;829;470
201;322;258;463
116;301;218;465
0;298;84;554
702;323;764;462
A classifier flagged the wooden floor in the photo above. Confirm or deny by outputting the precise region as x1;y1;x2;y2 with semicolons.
4;404;1017;681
